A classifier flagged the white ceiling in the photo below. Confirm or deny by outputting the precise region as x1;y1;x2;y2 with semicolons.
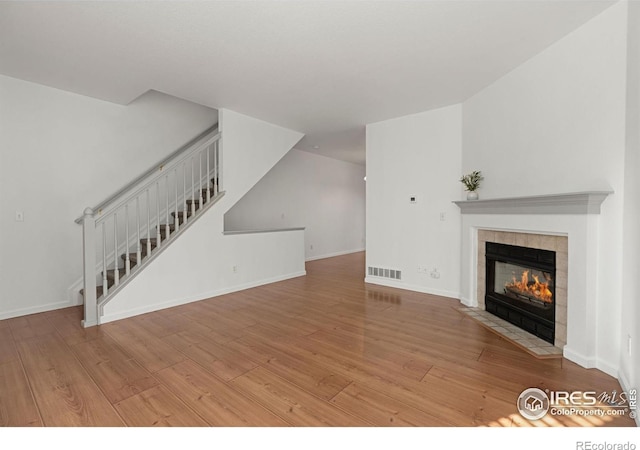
0;1;616;165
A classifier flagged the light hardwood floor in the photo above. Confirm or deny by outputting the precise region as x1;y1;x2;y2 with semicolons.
0;252;634;427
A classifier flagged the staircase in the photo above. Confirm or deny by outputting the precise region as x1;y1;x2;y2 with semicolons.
78;126;223;327
81;184;221;299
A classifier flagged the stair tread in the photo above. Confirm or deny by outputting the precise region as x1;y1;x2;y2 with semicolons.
104;268;127;282
78;285;103;299
80;281;112;299
171;210;195;226
121;252;143;264
172;210;194;218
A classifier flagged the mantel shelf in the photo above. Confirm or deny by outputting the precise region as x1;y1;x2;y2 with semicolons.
453;191;613;215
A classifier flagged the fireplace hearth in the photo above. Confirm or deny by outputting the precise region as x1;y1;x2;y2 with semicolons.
485;242;556;344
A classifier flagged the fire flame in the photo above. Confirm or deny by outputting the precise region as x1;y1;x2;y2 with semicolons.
506;270;553;303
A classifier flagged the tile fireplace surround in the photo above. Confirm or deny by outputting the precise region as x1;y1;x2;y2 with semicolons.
476;230;568;349
454;191;613;372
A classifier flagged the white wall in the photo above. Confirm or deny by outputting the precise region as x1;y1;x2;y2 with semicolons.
462;3;628;373
102;109;306;322
102;224;306;324
621;0;640;417
224;149;366;261
0;76;218;319
366;104;462;298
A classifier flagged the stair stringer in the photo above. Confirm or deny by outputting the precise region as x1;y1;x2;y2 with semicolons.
100;109;305;323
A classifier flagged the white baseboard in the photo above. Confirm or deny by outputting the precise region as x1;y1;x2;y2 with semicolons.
459;296;477;307
596;358;620;379
81;318;98;328
305;248;365;262
563;346;596;368
0;298;80;321
563;347;619;378
99;270;307;324
364;276;460;300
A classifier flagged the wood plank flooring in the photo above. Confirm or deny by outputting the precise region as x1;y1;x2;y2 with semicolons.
0;252;635;427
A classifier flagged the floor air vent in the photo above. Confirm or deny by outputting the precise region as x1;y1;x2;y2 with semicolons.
368;266;402;280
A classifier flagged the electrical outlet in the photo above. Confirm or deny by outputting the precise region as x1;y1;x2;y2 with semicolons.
232;265;238;273
430;268;440;279
15;211;24;222
440;212;446;221
310;244;314;250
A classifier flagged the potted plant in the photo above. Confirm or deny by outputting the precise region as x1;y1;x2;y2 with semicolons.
460;170;483;200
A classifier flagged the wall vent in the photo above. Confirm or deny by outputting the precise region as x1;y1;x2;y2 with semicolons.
368;266;402;280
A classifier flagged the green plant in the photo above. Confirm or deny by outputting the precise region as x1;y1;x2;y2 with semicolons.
460;170;483;192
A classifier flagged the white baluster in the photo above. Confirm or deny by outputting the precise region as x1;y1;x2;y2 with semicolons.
146;189;151;256
214;141;219;194
212;142;216;195
174;167;179;233
102;222;108;296
191;156;195;218
183;162;188;226
81;208;97;327
165;174;170;240
156;181;161;248
136;196;141;268
125;205;130;275
113;213;119;286
206;145;211;203
199;150;204;210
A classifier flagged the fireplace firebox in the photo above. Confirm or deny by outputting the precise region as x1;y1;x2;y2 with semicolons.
485;242;556;344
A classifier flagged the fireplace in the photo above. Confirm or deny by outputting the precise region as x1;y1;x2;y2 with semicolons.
485;242;556;344
455;192;612;368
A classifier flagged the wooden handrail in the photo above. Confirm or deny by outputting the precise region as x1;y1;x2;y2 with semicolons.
75;124;218;224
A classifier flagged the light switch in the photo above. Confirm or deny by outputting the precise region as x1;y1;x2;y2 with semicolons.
15;211;24;222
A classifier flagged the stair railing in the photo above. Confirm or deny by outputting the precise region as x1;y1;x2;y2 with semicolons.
79;127;222;327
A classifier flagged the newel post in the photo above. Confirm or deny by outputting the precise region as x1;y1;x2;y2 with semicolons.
81;207;98;328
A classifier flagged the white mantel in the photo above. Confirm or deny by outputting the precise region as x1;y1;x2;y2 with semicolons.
454;191;615;375
453;191;613;215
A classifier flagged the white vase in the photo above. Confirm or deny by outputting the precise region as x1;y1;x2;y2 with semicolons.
467;191;479;201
